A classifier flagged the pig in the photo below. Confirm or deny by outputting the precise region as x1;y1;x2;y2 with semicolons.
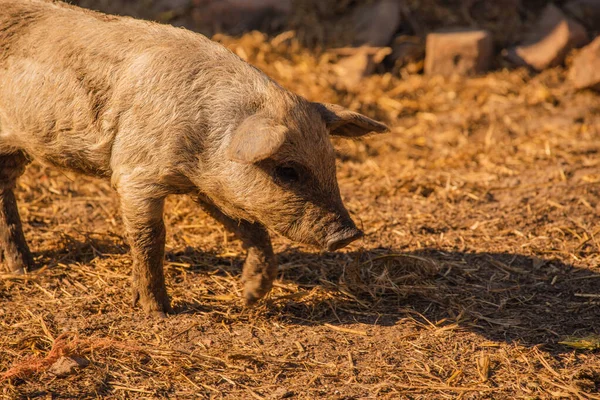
0;0;389;317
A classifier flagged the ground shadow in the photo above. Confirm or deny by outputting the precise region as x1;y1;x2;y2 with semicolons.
168;246;600;352
34;236;600;352
33;232;127;268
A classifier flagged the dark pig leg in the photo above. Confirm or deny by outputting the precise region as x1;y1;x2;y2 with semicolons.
0;152;33;273
119;187;172;317
197;199;277;305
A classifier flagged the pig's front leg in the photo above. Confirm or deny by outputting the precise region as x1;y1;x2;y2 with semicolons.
197;199;277;305
241;226;277;305
119;190;172;317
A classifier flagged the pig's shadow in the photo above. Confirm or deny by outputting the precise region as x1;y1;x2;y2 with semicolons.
166;246;600;352
35;236;600;352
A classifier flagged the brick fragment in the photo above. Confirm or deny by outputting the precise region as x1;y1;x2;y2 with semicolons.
506;4;588;71
425;29;493;77
569;36;600;90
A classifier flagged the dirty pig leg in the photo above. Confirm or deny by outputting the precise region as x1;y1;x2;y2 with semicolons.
0;152;33;273
197;199;277;305
119;189;172;317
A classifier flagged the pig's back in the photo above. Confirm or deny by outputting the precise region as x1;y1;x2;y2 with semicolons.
0;0;251;177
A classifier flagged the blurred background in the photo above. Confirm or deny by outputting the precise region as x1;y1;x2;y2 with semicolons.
69;0;600;86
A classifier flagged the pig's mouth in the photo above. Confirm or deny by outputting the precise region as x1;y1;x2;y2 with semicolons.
272;206;363;252
277;220;363;251
324;227;364;251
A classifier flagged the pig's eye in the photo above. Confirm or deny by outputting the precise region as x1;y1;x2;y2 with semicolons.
274;165;300;184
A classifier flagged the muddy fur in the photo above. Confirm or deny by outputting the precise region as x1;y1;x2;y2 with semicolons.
0;0;388;315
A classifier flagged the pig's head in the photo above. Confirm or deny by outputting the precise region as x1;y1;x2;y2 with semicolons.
204;95;389;251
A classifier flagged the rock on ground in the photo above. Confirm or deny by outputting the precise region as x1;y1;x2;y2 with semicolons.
506;4;589;71
424;28;493;77
569;36;600;90
48;356;90;377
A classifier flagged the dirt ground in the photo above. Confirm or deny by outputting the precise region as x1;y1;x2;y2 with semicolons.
2;2;600;400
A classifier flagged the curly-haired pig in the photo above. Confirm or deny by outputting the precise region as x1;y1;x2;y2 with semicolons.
0;0;389;317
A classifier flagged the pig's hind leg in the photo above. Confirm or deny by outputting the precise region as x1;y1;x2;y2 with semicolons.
0;151;33;273
197;199;277;305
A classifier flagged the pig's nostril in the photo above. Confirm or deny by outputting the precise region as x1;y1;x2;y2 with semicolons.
325;228;363;251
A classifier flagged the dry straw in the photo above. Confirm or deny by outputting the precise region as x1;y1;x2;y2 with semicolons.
2;0;600;398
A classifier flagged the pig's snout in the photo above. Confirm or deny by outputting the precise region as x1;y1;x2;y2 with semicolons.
325;223;363;251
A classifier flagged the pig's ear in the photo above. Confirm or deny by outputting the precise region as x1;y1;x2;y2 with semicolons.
313;103;390;138
227;115;287;164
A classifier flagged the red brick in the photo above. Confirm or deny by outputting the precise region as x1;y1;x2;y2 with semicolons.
506;4;588;71
569;36;600;90
424;29;493;77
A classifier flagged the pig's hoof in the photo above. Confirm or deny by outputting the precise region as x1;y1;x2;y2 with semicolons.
141;299;173;318
132;288;173;317
151;311;168;319
2;266;25;274
243;278;273;306
244;292;260;306
1;253;32;274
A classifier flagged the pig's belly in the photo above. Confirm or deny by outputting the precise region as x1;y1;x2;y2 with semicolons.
0;58;115;178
